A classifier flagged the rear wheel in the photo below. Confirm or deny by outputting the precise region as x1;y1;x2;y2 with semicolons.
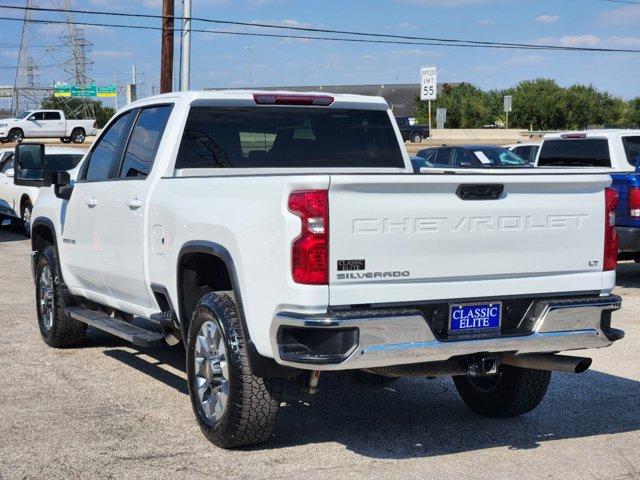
71;128;85;144
187;292;282;448
35;246;87;348
453;365;551;418
411;132;423;143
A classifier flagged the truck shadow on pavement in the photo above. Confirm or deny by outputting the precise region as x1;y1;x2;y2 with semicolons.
101;344;640;458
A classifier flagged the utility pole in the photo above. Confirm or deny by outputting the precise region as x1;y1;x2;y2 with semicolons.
160;0;174;94
180;0;191;91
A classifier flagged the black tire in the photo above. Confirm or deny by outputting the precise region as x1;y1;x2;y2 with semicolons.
453;365;551;418
343;370;399;389
60;137;71;144
411;132;423;143
8;128;23;143
187;292;282;449
71;128;85;144
35;245;87;348
21;202;32;238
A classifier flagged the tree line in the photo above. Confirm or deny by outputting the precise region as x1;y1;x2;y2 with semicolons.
414;78;640;130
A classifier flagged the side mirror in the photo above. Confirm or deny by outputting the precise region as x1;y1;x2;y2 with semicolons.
5;168;14;178
44;170;73;201
14;143;45;187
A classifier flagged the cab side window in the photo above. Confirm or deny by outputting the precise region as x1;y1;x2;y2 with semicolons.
433;148;453;166
44;112;61;121
83;111;133;182
119;106;172;179
29;112;45;121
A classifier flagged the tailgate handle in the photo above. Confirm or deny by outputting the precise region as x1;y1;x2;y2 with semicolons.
457;184;504;200
456;183;504;200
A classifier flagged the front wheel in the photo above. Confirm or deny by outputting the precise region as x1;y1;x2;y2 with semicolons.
187;292;282;449
35;246;87;348
8;128;23;143
453;365;551;418
60;137;71;144
411;132;423;143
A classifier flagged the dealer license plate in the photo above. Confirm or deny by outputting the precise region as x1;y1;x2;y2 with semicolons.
449;302;501;335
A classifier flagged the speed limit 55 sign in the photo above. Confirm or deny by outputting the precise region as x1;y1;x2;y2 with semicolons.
420;66;437;101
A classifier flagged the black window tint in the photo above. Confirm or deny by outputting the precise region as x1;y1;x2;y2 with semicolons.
454;149;479;167
513;146;532;160
417;149;436;162
44;111;61;120
84;112;132;181
46;154;83;172
538;139;611;167
119;106;172;179
30;112;45;121
176;107;404;169
623;137;640;167
433;148;453;166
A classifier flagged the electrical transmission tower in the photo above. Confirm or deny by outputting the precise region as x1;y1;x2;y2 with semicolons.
12;0;97;119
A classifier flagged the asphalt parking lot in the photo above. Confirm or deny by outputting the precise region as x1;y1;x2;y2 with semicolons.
0;226;639;480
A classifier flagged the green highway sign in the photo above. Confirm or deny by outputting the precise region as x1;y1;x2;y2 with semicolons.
54;84;116;98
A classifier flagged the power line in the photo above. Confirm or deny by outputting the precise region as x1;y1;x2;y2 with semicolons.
0;4;639;54
599;0;640;4
0;14;639;54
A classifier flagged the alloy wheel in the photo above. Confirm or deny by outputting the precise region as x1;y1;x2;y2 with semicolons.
193;320;230;425
38;264;55;332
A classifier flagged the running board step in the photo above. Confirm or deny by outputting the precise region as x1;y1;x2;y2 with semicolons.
149;311;176;328
67;306;165;347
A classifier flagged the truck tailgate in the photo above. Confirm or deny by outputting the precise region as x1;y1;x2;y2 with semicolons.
328;173;610;306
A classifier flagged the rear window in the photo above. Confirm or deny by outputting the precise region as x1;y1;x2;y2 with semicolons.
176;107;404;169
538;139;611;167
623;136;640;168
46;154;83;171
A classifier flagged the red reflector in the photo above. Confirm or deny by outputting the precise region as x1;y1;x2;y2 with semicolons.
253;93;334;106
560;133;587;139
604;187;618;271
629;187;640;218
288;190;329;285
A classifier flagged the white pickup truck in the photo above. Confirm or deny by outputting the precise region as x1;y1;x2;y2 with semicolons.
17;91;623;449
0;109;96;144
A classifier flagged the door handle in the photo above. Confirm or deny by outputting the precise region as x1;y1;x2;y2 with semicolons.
85;197;98;208
127;198;143;210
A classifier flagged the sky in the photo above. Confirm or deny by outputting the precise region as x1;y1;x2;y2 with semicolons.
0;0;639;109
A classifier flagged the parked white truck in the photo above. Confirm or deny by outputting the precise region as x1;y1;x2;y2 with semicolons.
16;91;623;449
0;109;96;144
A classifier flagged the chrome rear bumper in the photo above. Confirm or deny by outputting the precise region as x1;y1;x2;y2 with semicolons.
271;295;622;371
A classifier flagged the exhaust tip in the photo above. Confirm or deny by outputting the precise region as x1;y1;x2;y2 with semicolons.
575;357;592;374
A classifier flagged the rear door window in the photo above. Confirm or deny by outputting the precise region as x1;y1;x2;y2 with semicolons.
538;139;611;167
623;136;640;168
118;105;172;179
44;112;61;120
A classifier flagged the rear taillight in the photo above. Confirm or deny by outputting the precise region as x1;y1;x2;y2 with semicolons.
604;187;618;271
288;190;329;285
629;187;640;218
